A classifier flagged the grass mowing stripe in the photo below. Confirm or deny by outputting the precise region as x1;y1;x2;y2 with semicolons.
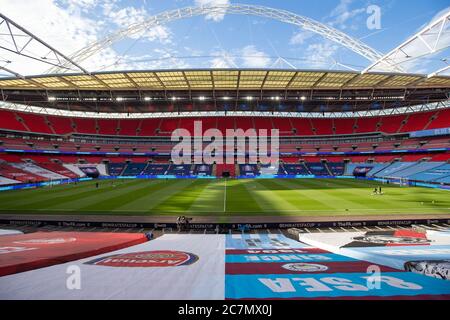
251;179;304;213
237;179;296;213
150;180;211;213
225;179;264;214
268;179;336;211
0;180;101;206
77;180;165;212
326;179;450;209
0;178;449;216
320;179;413;210
0;182;142;210
113;180;191;213
303;179;384;210
186;179;225;213
3;179;144;211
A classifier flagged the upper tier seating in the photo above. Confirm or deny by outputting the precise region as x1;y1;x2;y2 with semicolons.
291;118;315;135
1;109;449;137
354;117;380;133
0;110;28;132
73;118;97;134
118;119;140;136
427;108;450;129
378;115;405;134
47;116;74;135
139;119;160;136
272;118;294;135
334;119;356;135
20;113;53;135
97;119;119;135
400;113;431;132
312;119;334;135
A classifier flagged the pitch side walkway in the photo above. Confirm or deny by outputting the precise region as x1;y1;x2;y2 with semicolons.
1;213;449;226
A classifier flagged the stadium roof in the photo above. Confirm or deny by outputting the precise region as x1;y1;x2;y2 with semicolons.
1;69;450;91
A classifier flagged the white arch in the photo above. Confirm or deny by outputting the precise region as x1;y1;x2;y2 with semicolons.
48;3;399;74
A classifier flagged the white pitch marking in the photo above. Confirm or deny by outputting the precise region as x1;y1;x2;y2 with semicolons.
223;179;227;213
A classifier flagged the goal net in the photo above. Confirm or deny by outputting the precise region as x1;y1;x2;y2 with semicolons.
385;176;409;186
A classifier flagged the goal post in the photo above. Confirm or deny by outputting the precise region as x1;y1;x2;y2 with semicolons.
384;176;409;186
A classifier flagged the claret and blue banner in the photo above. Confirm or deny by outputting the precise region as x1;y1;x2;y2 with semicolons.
0;232;449;299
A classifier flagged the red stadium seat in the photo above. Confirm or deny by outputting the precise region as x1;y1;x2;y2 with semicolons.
427;109;450;129
139;118;161;136
378;115;405;133
73;118;97;134
118;119;140;136
20;113;53;135
334;118;356;135
97;119;119;135
311;119;333;135
354;117;380;133
400;112;431;132
47;116;74;134
0;110;28;132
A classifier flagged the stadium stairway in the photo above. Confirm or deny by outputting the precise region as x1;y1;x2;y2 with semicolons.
324;163;333;176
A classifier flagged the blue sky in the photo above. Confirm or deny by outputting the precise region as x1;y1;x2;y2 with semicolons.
1;0;449;75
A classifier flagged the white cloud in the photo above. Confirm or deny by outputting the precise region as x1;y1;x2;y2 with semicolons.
194;0;230;22
103;4;172;44
210;56;233;68
239;45;271;68
290;30;314;45
0;0;177;76
0;0;102;75
208;50;237;68
328;0;365;30
303;42;340;69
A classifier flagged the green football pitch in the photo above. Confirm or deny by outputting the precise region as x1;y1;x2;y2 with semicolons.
0;178;449;217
